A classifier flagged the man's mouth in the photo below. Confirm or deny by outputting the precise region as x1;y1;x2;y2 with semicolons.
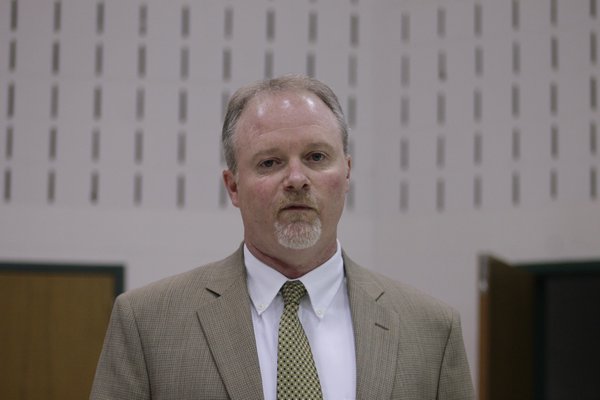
280;203;315;212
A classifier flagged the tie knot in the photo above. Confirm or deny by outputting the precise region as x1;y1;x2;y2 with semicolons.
280;280;307;306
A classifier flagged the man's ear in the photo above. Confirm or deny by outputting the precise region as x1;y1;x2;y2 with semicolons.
345;155;352;190
222;170;240;208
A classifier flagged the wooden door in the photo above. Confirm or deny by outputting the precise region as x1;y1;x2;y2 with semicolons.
0;265;122;400
478;255;534;400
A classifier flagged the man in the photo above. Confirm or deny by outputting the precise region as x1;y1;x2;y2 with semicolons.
91;75;474;399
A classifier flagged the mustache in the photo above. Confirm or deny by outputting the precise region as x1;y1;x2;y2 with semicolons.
277;193;318;210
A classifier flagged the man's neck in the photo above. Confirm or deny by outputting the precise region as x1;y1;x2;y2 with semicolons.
244;240;338;279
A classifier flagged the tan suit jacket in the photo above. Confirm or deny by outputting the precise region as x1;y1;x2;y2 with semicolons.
91;247;474;399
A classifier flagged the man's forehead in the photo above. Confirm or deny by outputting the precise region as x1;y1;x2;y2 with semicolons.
239;90;336;130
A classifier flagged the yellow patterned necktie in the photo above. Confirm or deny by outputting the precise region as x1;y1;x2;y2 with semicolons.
276;280;323;400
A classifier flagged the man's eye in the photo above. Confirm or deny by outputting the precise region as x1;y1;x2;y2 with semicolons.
309;153;325;162
259;159;276;168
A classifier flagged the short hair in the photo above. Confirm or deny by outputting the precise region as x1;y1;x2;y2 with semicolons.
221;74;348;173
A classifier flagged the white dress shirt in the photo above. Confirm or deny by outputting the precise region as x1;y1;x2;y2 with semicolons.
244;242;356;400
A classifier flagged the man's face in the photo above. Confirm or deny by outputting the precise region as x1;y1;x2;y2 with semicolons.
223;90;351;258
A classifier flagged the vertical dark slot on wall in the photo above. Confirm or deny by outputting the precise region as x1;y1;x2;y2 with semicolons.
224;7;233;39
266;10;275;41
50;85;59;119
180;47;189;80
512;42;521;74
591;167;597;199
177;175;185;208
474;89;482;122
437;92;445;125
436;179;445;212
551;37;559;70
475;46;483;77
93;86;102;120
3;169;11;202
592;32;598;64
95;44;103;76
474;176;482;208
92;129;100;161
592;0;597;18
550;83;558;115
90;171;99;204
347;96;356;128
221;90;229;121
400;138;409;170
401;13;410;43
400;181;409;212
134;130;143;164
436;136;445;168
222;49;231;81
512;84;520;118
400;97;409;126
438;51;447;81
474;132;482;165
512;0;520;30
265;51;274;79
5;127;13;159
137;45;146;78
474;3;482;37
136;88;145;120
9;40;17;71
7;83;15;118
551;125;559;159
179;90;187;123
177;132;186;164
10;0;18;31
591;77;597;110
306;53;315;78
134;173;142;205
49;127;57;160
591;122;597;155
350;14;359;47
437;7;446;38
512;172;520;205
47;170;56;203
550;170;558;199
401;55;410;86
51;42;60;75
308;12;318;43
512;128;521;160
139;4;147;36
54;1;62;32
96;2;105;34
181;6;190;38
550;0;558;26
348;55;357;87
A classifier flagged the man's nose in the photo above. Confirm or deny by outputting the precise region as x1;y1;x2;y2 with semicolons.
283;159;310;191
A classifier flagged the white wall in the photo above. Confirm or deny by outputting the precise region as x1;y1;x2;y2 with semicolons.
1;0;599;389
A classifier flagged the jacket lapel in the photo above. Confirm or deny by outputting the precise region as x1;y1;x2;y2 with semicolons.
344;254;400;400
195;249;264;400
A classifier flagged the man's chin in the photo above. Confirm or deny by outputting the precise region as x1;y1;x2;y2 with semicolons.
274;220;322;250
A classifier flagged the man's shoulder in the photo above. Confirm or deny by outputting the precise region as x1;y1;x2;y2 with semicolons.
344;255;458;323
117;248;244;309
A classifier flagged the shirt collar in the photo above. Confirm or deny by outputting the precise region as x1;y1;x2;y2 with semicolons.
244;241;345;320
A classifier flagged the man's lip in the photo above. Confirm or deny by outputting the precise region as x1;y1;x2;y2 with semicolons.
281;204;314;211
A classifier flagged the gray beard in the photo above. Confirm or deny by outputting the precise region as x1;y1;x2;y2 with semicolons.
274;218;322;250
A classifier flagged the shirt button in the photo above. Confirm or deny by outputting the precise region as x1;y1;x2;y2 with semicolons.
257;304;265;311
316;309;324;317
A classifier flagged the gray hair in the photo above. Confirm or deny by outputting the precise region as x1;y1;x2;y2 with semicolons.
221;74;348;173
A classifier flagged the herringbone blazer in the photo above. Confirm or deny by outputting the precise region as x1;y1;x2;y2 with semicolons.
90;246;474;399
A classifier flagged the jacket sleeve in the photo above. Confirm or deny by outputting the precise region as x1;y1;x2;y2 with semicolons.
437;310;475;400
90;294;151;400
